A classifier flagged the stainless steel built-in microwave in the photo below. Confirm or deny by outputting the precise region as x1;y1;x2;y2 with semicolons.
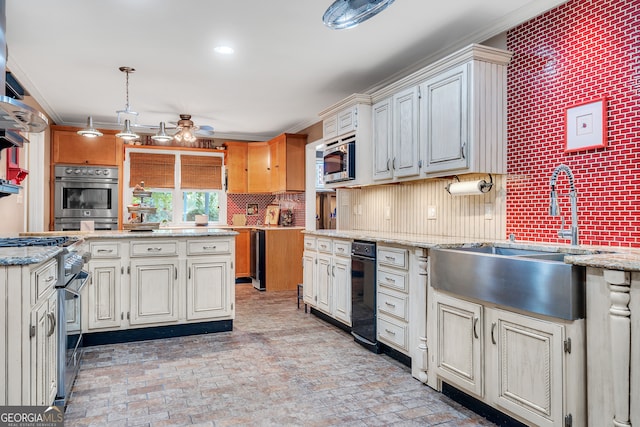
323;137;355;184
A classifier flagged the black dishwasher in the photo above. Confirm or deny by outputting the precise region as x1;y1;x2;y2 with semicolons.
351;240;380;353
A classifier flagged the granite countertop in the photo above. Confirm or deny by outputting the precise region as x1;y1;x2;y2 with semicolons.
0;246;64;266
304;229;640;272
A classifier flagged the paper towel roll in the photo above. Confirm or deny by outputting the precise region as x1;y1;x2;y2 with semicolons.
447;180;485;196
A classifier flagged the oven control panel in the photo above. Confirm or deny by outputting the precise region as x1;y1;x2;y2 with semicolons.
56;165;119;179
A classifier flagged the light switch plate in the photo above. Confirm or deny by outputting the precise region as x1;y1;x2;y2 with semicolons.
427;205;437;220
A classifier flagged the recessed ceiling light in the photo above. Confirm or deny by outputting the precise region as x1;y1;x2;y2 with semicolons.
214;46;234;55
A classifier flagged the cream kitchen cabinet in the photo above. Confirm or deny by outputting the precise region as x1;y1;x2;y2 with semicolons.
304;237;352;326
432;289;585;427
377;245;411;354
185;238;234;320
323;105;358;141
31;278;58;406
84;235;235;335
319;94;373;188
129;257;180;326
1;256;59;406
419;51;510;177
372;86;420;182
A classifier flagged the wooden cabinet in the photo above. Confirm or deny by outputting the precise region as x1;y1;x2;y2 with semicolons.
331;244;351;325
224;141;248;193
268;133;307;193
323;105;357;141
372;87;420;182
247;142;271;193
31;289;58;406
302;243;317;307
233;228;251;278
432;289;584;426
263;228;303;291
51;125;122;166
316;252;332;314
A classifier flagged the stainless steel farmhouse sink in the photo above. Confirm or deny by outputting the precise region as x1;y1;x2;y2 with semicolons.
430;246;596;320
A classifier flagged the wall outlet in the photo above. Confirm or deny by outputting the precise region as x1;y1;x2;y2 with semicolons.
384;205;391;220
357;204;363;215
427;205;437;220
484;203;494;220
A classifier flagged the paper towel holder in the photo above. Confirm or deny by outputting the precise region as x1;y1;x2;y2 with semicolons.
445;174;494;195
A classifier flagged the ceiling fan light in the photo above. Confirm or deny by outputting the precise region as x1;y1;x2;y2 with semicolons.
77;116;103;138
322;0;395;30
115;119;139;141
151;122;174;143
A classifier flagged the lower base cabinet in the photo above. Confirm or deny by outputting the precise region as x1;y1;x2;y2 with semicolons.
84;236;235;333
432;290;585;427
303;237;351;326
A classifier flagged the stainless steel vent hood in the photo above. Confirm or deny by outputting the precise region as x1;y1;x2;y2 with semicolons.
0;0;48;136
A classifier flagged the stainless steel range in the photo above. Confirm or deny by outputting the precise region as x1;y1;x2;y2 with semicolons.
0;236;90;407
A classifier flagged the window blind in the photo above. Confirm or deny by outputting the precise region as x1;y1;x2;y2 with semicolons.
129;152;176;188
181;155;223;189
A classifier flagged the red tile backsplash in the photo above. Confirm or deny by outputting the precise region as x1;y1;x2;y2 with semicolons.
226;193;306;227
506;0;640;247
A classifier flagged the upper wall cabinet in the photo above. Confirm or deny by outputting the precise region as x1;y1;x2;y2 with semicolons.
323;105;357;141
372;86;420;182
369;44;512;182
51;126;122;166
420;56;509;176
319;94;372;188
224;141;248;193
269;133;307;193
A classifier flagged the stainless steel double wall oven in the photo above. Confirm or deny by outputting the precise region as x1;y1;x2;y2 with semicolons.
54;165;119;231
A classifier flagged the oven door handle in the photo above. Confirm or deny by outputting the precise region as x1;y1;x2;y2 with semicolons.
66;271;91;297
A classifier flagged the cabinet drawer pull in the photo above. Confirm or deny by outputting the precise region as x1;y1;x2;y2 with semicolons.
337;247;344;252
202;245;217;250
147;247;162;252
491;322;496;344
385;276;396;283
320;244;327;249
385;255;395;261
45;275;56;283
47;312;56;337
384;301;396;308
97;248;114;253
473;317;479;339
384;328;396;335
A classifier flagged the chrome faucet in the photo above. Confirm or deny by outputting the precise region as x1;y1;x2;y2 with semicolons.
549;164;579;245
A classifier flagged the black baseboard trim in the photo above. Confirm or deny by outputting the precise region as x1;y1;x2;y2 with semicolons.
83;320;233;347
442;383;527;427
380;343;411;367
235;277;252;284
310;307;351;333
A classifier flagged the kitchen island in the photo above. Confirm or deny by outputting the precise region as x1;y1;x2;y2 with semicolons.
72;228;238;346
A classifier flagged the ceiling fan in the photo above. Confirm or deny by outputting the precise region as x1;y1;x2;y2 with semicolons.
78;66;215;145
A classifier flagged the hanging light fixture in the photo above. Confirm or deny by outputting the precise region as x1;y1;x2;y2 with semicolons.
115;119;139;141
173;114;198;146
322;0;395;30
77;116;103;137
115;66;139;124
151;122;174;144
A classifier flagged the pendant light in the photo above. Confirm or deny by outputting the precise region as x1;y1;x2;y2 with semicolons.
77;116;103;137
322;0;395;30
115;66;139;124
151;122;174;144
115;119;139;141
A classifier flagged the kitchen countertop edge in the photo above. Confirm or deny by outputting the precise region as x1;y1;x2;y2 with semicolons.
303;230;640;272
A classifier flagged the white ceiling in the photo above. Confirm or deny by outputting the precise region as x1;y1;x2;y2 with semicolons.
6;0;566;141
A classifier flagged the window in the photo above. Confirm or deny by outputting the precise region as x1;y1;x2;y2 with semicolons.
125;148;226;226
